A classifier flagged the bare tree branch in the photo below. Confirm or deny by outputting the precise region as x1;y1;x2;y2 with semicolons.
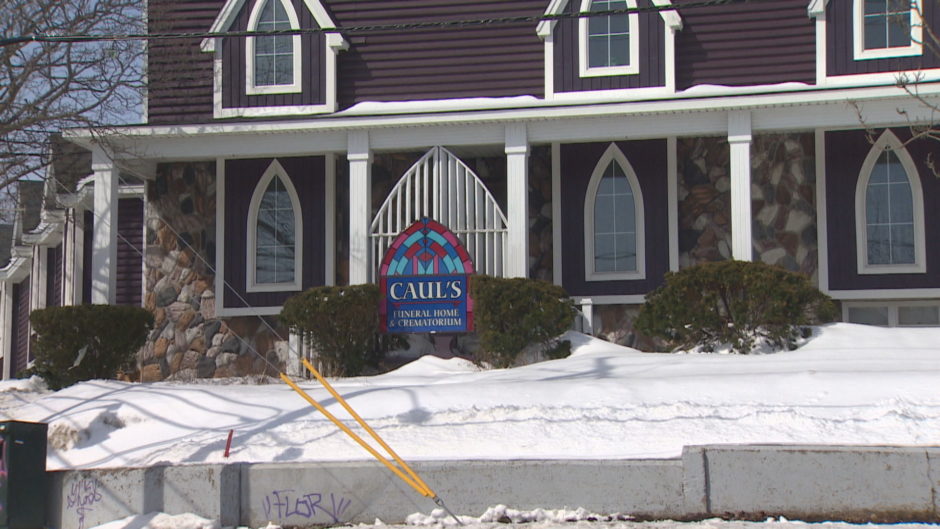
0;0;146;197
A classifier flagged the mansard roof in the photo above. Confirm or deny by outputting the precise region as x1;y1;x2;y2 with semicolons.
537;0;683;38
200;0;346;52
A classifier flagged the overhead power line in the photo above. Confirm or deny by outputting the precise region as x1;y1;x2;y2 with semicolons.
0;0;757;47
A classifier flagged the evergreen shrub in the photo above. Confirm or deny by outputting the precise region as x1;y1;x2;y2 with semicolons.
280;284;397;377
28;305;154;389
471;275;577;368
634;260;836;354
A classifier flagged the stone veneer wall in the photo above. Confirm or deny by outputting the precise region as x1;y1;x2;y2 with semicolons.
751;133;818;282
678;136;733;267
140;162;287;381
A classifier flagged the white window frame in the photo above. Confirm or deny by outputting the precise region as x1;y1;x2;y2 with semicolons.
246;0;303;95
246;159;304;293
854;130;926;275
853;0;923;60
584;142;646;281
579;0;640;77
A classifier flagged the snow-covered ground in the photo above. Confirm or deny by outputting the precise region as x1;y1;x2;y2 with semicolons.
2;322;940;529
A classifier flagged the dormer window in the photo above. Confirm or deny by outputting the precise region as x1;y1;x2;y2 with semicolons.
247;0;302;94
854;0;922;60
580;0;640;77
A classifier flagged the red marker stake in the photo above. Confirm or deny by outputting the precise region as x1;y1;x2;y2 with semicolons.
223;429;234;458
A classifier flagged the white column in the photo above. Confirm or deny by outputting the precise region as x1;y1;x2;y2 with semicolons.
91;147;119;303
0;282;10;380
31;246;46;313
348;132;372;284
63;211;76;306
728;111;753;261
506;123;530;278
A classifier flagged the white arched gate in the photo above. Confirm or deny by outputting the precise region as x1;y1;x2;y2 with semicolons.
370;146;509;279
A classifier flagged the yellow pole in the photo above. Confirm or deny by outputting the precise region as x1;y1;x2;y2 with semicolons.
301;358;436;497
278;373;433;497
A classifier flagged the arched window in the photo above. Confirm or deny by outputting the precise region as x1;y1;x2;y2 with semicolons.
579;0;639;77
855;131;926;274
247;160;303;291
584;143;645;281
246;0;302;94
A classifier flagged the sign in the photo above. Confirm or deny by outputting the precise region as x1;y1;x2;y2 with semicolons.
379;218;474;333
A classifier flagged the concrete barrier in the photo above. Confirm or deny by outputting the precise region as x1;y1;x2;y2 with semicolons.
44;445;940;528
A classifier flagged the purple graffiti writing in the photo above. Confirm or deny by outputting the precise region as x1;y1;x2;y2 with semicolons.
262;490;352;523
66;478;103;529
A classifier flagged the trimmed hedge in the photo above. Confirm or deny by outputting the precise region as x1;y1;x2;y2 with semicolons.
634;260;836;354
280;284;400;377
28;305;154;389
471;276;577;368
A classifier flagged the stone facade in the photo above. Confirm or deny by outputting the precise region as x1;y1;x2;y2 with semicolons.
140;162;286;381
750;133;818;282
677;136;733;267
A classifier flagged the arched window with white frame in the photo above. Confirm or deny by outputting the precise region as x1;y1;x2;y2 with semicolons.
855;130;926;274
246;0;302;94
247;160;303;291
579;0;640;77
584;143;646;281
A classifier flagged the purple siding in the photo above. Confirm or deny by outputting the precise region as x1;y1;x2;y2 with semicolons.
147;0;223;125
82;210;93;305
223;156;326;308
825;129;940;290
116;198;145;307
560;140;669;296
221;0;326;110
46;244;63;308
10;278;31;375
826;0;940;76
675;0;815;88
553;0;666;93
313;0;545;108
147;1;545;124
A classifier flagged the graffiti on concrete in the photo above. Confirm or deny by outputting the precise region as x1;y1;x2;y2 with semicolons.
262;489;352;523
67;478;103;529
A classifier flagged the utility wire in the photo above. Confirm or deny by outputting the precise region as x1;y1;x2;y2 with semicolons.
0;0;756;47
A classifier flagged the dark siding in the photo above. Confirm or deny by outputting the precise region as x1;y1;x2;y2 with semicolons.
223;156;326;308
560;140;669;296
827;0;940;76
554;0;665;93
116;198;145;307
675;0;815;88
46;244;63;308
825;129;940;290
147;0;223;125
10;278;31;375
82;210;93;305
221;0;326;110
330;0;545;108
